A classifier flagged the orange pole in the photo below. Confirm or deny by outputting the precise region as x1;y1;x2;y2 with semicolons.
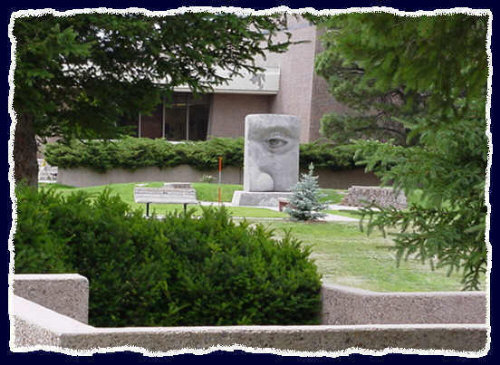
218;156;222;204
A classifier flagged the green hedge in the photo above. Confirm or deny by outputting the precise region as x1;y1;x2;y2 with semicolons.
44;137;360;172
15;186;322;327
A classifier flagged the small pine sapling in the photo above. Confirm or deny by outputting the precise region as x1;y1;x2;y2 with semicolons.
285;163;329;221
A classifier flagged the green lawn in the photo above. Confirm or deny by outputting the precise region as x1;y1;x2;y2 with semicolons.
41;183;287;218
326;209;362;219
320;189;344;204
43;182;344;203
255;221;477;292
41;182;345;218
192;183;242;202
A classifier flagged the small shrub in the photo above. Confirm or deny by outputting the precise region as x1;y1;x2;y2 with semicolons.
14;186;322;327
285;164;329;221
200;175;215;183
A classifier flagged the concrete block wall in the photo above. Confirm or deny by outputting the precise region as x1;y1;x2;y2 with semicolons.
57;166;380;189
13;274;89;324
321;284;487;325
12;293;489;354
57;166;244;187
12;296;93;348
11;274;489;354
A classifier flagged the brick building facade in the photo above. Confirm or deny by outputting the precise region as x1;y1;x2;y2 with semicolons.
129;18;346;143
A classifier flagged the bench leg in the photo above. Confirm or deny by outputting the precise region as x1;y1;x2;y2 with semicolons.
146;202;150;217
183;203;187;215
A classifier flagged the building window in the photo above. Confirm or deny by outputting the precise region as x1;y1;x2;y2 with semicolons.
119;93;211;141
118;114;140;137
165;93;210;141
140;104;163;139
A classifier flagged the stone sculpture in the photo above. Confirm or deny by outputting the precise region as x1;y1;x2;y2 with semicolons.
244;114;300;192
232;114;301;207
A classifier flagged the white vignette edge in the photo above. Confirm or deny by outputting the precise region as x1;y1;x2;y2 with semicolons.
6;5;493;359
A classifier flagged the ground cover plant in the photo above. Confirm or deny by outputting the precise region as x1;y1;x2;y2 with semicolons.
15;186;322;327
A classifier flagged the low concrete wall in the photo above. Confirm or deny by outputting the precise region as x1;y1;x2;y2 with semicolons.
57;166;379;189
321;284;487;325
12;295;488;354
57;166;244;187
12;296;93;348
13;274;89;324
11;274;489;354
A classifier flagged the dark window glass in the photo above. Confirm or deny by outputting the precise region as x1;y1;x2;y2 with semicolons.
140;104;163;139
189;104;209;141
164;105;187;140
165;93;210;141
118;115;139;137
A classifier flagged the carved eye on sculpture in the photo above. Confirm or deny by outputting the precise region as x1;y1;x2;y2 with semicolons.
267;137;288;149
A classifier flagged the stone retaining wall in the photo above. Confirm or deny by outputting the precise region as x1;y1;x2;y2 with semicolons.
11;274;488;355
341;186;407;209
57;166;380;189
57;166;243;187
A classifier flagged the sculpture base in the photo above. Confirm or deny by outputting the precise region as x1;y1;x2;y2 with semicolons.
231;191;294;208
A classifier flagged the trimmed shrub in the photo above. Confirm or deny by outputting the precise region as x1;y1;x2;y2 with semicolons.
299;142;359;170
44;137;361;172
14;186;74;273
14;186;322;327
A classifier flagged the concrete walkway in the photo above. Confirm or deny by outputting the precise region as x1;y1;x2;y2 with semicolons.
198;201;360;222
321;213;359;222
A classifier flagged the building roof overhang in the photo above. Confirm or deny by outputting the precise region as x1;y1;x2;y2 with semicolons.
172;66;280;95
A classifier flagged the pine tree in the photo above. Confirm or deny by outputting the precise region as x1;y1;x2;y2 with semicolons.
311;13;489;290
285;163;329;221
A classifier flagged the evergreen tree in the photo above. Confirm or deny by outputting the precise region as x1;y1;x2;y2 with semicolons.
312;13;489;289
11;12;293;186
285;163;328;221
313;15;415;145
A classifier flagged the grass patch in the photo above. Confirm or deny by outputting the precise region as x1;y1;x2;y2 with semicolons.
41;182;286;218
42;182;344;216
255;220;476;292
191;183;241;202
325;210;361;219
320;189;344;204
43;182;343;203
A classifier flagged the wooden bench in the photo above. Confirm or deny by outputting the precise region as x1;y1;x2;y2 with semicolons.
134;186;199;216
